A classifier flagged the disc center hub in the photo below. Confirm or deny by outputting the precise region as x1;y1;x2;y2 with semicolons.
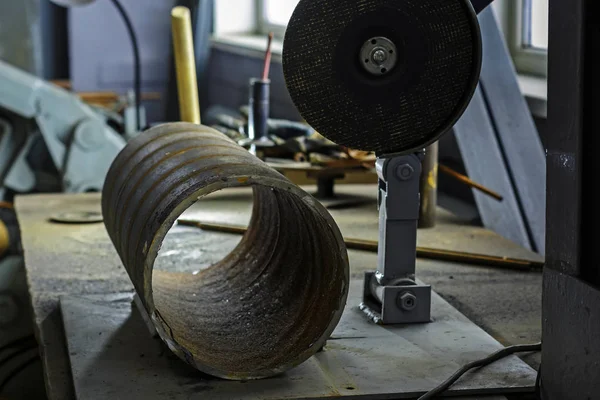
360;36;398;75
372;49;388;64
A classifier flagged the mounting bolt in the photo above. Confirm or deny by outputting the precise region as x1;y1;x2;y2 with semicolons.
371;49;387;65
398;291;417;311
396;164;415;181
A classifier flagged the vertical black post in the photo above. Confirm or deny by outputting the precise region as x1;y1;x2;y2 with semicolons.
580;1;600;287
542;1;600;398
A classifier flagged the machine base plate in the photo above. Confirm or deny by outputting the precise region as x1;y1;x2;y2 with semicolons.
60;280;536;399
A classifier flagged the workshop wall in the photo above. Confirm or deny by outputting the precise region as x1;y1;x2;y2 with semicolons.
67;0;178;124
0;0;70;79
206;44;301;121
0;0;44;76
204;43;546;216
204;44;548;132
40;1;70;80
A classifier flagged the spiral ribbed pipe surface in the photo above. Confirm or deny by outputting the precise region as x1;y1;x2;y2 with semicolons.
102;122;349;379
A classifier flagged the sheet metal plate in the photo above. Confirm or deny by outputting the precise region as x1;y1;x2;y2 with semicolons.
61;281;536;399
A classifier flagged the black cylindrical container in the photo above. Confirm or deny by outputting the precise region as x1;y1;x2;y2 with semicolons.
248;78;270;141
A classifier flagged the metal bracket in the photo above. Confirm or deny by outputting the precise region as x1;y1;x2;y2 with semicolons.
63;118;126;193
360;272;431;325
360;154;432;324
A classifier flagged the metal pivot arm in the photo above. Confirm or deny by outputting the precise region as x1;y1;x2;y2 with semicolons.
360;154;432;324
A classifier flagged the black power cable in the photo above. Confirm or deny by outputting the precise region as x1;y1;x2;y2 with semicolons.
0;336;35;355
0;355;40;394
110;0;142;132
417;342;542;400
0;346;37;370
0;336;40;395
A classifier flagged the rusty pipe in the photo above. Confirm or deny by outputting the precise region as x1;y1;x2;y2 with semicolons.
101;122;349;380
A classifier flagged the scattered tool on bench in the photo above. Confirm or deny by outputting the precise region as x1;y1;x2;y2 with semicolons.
178;219;544;271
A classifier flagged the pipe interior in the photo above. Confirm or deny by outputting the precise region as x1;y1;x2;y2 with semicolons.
151;185;347;377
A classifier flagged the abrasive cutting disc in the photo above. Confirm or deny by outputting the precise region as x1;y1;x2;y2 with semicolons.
283;0;481;156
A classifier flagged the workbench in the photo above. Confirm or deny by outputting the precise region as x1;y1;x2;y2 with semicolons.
15;185;543;399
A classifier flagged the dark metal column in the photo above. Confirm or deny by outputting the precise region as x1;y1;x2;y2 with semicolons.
542;1;600;398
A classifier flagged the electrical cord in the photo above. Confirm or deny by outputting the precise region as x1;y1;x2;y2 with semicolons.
0;337;40;395
0;355;40;394
0;336;35;355
417;342;542;400
110;0;142;132
0;336;38;380
0;346;37;371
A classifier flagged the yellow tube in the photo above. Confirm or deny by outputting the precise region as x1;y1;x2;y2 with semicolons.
0;220;10;257
171;6;201;124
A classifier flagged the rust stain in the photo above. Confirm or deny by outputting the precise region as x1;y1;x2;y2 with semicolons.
237;177;250;184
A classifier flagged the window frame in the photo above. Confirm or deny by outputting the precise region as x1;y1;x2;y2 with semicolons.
256;0;294;38
501;0;548;77
254;0;547;77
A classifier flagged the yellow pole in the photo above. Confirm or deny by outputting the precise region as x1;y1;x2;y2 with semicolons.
0;220;9;257
171;6;201;124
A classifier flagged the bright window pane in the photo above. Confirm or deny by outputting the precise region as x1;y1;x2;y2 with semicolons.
264;0;300;26
527;0;548;50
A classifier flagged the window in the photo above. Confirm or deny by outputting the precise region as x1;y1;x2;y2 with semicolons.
509;0;548;77
256;0;548;76
258;0;300;36
524;0;548;50
248;0;549;78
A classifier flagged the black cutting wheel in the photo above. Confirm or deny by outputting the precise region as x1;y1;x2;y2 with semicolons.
283;0;482;156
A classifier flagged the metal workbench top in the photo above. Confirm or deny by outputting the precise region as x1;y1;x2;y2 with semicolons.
16;186;542;399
